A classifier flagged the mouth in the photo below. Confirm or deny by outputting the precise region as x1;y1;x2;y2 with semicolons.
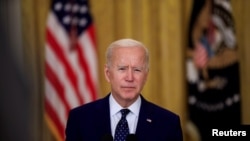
121;86;136;90
122;85;135;88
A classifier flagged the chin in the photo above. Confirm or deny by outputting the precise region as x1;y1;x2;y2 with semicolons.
122;92;138;99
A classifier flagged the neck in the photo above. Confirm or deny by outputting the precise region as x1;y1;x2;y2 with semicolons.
112;94;139;108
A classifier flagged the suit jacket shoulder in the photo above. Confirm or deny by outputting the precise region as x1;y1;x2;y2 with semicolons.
136;96;183;141
65;95;111;141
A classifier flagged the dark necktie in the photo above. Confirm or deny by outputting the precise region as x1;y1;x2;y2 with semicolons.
114;109;130;141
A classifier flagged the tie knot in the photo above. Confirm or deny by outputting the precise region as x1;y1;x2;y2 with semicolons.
120;109;130;118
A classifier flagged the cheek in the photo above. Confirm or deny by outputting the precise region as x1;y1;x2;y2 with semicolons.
140;74;148;85
109;73;122;83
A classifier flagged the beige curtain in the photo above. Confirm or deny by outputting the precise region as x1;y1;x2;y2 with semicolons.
21;0;250;141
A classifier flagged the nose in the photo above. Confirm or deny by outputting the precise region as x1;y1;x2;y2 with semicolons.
125;69;134;81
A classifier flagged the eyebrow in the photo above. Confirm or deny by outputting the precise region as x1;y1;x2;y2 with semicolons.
117;65;144;70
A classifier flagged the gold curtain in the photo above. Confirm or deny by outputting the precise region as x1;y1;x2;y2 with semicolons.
21;0;250;141
91;0;187;121
90;0;188;138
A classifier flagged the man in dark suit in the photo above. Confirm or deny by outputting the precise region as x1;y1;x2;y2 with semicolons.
65;38;183;141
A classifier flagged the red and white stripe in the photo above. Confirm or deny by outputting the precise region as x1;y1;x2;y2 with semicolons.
44;11;98;141
194;42;208;69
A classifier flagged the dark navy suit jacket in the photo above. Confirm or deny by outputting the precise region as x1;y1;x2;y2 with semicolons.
65;94;183;141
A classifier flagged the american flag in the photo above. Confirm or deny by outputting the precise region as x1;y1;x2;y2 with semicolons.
44;0;98;140
188;0;241;140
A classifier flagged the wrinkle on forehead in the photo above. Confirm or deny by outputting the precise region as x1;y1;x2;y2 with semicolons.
111;47;147;69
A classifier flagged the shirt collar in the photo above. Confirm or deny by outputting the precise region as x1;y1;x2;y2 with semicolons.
109;93;141;117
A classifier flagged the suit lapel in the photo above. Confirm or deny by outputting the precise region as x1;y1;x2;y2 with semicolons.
135;96;153;138
96;94;112;135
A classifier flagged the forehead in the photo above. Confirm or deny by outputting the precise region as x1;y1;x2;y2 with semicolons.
111;47;145;63
112;46;145;54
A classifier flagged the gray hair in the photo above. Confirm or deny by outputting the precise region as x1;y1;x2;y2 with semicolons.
105;38;149;70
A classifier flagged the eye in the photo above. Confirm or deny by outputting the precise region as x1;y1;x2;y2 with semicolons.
134;68;142;72
118;67;126;71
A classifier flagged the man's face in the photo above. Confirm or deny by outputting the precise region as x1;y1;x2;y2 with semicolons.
104;46;148;106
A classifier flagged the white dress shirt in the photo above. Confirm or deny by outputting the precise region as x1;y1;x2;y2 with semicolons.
109;94;141;137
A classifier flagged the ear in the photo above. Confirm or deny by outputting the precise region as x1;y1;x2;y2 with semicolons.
104;64;110;83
